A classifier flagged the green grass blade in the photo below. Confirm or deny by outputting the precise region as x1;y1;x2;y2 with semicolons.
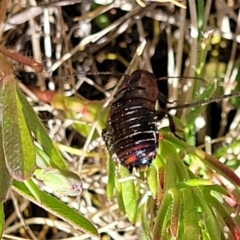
153;193;172;239
13;180;99;238
2;76;35;180
0;203;3;238
107;156;115;200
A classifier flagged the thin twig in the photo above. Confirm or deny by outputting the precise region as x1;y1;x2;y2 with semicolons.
10;192;38;240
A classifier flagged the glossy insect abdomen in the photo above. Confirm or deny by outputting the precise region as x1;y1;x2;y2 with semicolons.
103;70;160;171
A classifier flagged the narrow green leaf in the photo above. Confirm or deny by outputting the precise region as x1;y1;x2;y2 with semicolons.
0;67;12;200
196;20;213;76
107;157;115;200
0;203;4;239
207;195;240;239
203;184;234;198
195;149;240;186
24;179;42;203
230;59;240;108
13;180;99;238
0;126;11;201
0;159;11;201
119;166;137;223
181;188;199;240
35;145;52;169
163;133;240;187
159;140;176;187
153;193;172;239
197;0;204;32
177;179;211;188
16;88;67;170
214;140;240;158
115;173;125;214
160;140;180;189
193;188;220;240
2;76;35;180
169;188;181;237
141;203;152;240
147;165;158;198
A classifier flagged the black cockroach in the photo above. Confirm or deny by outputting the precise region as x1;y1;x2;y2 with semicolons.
102;70;179;172
102;70;240;172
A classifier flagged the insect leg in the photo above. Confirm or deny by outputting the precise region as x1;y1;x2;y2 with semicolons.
158;92;177;107
157;110;183;140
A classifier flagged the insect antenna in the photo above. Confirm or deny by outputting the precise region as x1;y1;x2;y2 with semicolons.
158;76;207;83
166;91;240;111
47;71;118;80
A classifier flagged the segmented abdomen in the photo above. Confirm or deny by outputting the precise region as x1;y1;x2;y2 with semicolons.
103;70;160;171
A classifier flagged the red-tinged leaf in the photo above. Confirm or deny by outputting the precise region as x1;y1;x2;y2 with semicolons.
0;53;14;76
233;226;240;240
0;46;43;72
206;194;240;240
28;87;56;103
223;194;237;208
195;149;240;186
169;189;180;237
28;89;107;135
51;93;104;122
153;193;172;239
162;133;240;187
2;75;35;180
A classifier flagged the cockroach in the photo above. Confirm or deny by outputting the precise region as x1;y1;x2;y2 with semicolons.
102;70;178;172
102;69;240;172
